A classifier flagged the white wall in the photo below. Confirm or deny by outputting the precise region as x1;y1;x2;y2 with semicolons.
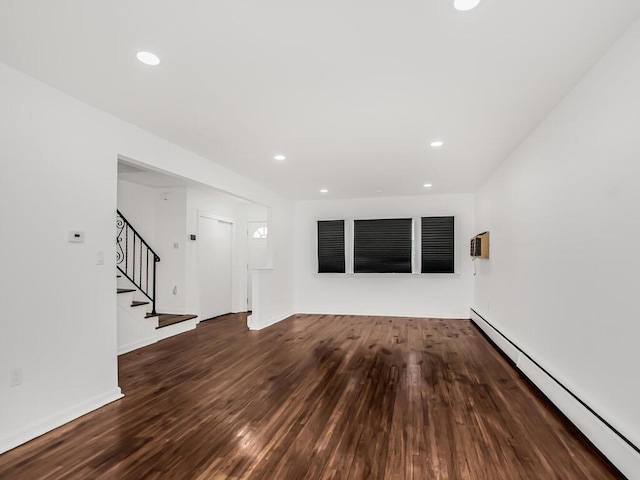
294;194;474;318
117;180;157;242
118;182;190;315
117;181;191;315
0;64;122;453
155;187;188;314
248;202;295;330
0;61;295;453
246;203;269;223
473;18;640;476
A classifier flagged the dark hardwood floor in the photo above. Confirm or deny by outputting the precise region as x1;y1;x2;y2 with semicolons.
0;314;621;479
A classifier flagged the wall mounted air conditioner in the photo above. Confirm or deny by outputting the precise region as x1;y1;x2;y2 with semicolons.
470;231;490;259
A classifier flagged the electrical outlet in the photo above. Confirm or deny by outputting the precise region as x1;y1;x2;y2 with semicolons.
173;242;179;249
10;368;22;387
173;286;178;295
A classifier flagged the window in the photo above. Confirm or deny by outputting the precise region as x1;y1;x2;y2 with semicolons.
317;220;345;273
354;218;412;273
316;216;455;275
252;226;268;239
421;216;454;273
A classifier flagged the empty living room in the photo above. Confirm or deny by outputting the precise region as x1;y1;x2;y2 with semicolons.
1;0;639;478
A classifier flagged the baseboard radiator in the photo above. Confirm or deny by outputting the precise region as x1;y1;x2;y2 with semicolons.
470;308;639;479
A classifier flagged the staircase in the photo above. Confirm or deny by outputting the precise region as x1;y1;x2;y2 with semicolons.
116;210;198;355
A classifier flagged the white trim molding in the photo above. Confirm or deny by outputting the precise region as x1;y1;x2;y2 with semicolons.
247;311;294;331
118;336;157;355
0;388;123;455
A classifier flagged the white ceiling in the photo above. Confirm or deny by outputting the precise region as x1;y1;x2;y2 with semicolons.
1;1;639;200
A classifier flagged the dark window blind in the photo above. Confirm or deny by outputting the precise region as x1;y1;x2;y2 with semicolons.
317;220;345;273
354;218;412;273
421;216;454;273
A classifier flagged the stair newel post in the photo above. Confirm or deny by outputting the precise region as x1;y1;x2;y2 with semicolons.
152;255;159;315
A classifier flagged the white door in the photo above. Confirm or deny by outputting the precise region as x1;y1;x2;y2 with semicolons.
198;214;233;320
247;221;268;310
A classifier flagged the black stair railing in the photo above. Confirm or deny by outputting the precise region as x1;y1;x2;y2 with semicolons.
116;210;161;314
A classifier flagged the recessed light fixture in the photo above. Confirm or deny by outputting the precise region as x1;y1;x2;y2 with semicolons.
136;51;161;66
454;0;481;11
430;140;444;147
320;189;329;194
274;155;286;161
423;183;433;188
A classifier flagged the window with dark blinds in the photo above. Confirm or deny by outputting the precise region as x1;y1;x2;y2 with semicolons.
354;218;412;273
421;216;454;273
317;220;345;273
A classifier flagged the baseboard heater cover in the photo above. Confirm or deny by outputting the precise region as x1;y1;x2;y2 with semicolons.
470;308;640;479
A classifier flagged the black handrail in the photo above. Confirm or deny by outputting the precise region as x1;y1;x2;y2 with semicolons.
116;210;161;314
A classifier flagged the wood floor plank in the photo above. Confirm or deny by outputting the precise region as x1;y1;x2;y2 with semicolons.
0;313;622;479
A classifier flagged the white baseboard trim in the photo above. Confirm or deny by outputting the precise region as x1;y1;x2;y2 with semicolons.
248;311;294;331
470;308;640;478
295;310;469;320
118;336;157;355
119;319;199;354
0;387;123;455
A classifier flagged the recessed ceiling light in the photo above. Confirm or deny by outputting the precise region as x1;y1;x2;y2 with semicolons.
274;155;286;161
320;189;329;193
430;140;444;147
376;190;383;193
136;51;161;66
454;0;481;11
423;183;433;188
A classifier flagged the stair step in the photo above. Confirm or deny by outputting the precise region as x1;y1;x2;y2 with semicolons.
131;301;149;308
145;312;161;318
117;288;136;294
156;314;198;329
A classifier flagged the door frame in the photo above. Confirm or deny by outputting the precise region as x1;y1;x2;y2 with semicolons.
246;221;268;311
